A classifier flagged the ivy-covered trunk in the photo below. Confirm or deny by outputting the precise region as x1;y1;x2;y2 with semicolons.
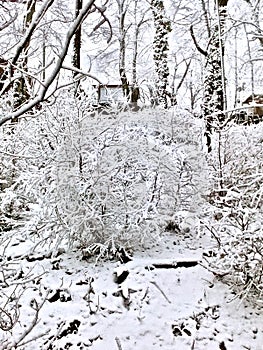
203;0;228;152
151;0;171;108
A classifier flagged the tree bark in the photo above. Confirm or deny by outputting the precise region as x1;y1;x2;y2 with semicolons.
117;0;130;99
203;0;229;152
13;0;37;116
151;0;172;108
73;0;83;94
73;0;83;70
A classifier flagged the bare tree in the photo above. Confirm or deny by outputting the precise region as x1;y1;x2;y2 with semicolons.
0;0;55;99
241;0;263;47
0;0;105;127
239;0;263;101
130;0;150;104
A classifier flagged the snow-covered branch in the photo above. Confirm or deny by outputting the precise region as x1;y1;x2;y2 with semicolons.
0;0;97;127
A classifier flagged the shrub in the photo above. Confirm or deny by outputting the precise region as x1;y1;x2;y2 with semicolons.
0;92;206;259
204;123;263;302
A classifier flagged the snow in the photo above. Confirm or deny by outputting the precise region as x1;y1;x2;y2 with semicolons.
1;227;262;350
0;107;262;349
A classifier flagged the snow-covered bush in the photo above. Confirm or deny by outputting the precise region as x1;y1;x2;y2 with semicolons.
205;123;263;301
0;119;33;231
1;91;206;259
39;102;206;258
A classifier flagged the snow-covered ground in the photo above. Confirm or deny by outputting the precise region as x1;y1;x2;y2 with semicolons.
1;227;262;350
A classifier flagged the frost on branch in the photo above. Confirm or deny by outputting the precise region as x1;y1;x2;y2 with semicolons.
204;123;263;302
4;92;205;260
46;107;205;258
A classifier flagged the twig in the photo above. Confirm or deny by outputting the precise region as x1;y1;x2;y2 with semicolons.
17;328;51;348
190;25;207;56
150;280;171;304
44;321;66;348
202;222;222;248
199;261;230;278
141;286;149;301
115;337;123;350
9;289;51;349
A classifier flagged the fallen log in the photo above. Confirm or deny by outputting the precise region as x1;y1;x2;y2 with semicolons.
150;260;199;269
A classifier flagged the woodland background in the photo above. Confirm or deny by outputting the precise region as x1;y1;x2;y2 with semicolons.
0;0;262;348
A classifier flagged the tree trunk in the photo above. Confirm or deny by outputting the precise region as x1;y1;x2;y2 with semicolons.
151;0;171;108
73;1;82;71
130;1;148;106
13;0;37;118
203;0;228;152
117;0;130;99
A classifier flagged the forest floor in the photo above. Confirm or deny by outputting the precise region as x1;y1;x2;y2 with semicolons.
1;226;262;350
